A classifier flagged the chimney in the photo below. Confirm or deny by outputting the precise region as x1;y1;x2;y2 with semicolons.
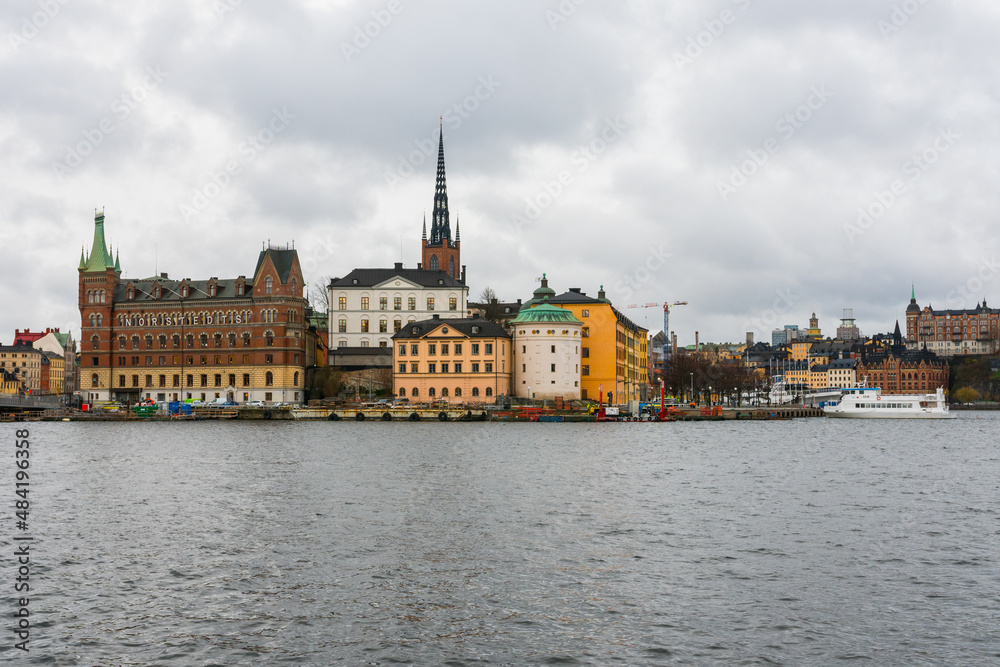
461;265;466;284
569;287;582;293
161;272;168;279
417;262;422;270
746;332;754;347
695;331;700;351
394;262;403;270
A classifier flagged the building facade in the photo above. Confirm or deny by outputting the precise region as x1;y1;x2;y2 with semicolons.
511;304;583;401
78;210;308;405
906;289;999;355
521;277;648;405
18;328;76;394
858;323;949;394
329;264;468;349
0;345;42;394
392;316;511;403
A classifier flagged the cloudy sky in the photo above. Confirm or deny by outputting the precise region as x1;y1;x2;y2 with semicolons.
2;0;998;346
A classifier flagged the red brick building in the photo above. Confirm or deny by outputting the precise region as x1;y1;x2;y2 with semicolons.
856;322;949;394
79;210;307;405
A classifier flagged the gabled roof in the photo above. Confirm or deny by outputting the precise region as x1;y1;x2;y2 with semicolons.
392;317;510;340
331;268;465;289
254;248;298;284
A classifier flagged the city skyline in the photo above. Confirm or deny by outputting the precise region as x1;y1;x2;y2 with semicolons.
2;1;999;344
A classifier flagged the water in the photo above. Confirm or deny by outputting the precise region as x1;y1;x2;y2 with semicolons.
3;415;999;665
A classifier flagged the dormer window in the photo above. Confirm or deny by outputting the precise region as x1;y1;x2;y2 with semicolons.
236;282;244;296
152;285;160;299
181;285;188;298
209;284;216;297
127;288;134;300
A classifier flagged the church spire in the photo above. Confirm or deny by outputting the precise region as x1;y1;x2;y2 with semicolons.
455;215;460;242
83;208;115;272
422;212;427;240
430;120;451;246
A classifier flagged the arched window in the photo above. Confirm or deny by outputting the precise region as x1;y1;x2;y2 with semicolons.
200;334;208;348
92;335;100;351
472;387;479;397
242;332;251;347
265;276;273;295
91;373;99;387
88;291;94;304
100;290;106;303
485;387;493;397
214;333;222;348
399;388;406;397
228;333;237;348
428;387;436;397
172;334;181;349
291;278;297;295
412;387;419;397
429;255;439;271
265;331;274;347
293;372;299;386
153;286;160;299
89;314;96;327
455;387;462;397
186;334;194;348
96;315;102;327
181;285;188;298
158;335;167;349
265;371;273;386
145;335;153;350
209;284;216;297
441;387;449;397
237;282;244;296
131;335;139;350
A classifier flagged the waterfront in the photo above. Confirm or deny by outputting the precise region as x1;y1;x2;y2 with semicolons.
4;416;999;664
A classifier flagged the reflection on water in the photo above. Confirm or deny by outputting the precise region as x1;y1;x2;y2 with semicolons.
4;415;999;664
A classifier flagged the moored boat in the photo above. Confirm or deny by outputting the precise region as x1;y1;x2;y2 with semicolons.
823;385;955;419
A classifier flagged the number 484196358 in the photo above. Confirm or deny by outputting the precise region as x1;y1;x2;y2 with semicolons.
15;429;29;529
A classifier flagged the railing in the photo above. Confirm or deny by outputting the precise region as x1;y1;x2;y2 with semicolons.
0;394;63;409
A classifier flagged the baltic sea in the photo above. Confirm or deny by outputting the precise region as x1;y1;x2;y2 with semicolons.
4;415;999;665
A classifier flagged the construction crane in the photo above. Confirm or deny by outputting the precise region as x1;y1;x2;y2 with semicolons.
626;301;688;366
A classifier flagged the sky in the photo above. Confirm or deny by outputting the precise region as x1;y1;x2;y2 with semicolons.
2;0;999;347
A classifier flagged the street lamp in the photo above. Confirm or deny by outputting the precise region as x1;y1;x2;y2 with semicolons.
708;385;712;407
689;372;694;404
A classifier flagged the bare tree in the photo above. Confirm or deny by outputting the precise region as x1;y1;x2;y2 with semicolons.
478;286;502;322
310;276;331;314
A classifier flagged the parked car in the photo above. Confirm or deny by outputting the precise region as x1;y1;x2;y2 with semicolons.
246;400;266;408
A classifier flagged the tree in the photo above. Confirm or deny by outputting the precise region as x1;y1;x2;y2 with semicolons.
478;286;502;322
954;386;980;403
310;276;331;314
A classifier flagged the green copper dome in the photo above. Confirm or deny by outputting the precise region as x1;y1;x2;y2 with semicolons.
82;210;116;272
510;303;582;324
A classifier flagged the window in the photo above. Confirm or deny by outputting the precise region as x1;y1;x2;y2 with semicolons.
449;298;457;311
394;320;402;333
551;364;556;372
361;319;369;333
339;319;347;333
132;375;139;387
132;335;140;350
265;331;274;346
471;344;480;355
237;283;244;296
428;344;437;355
265;372;273;386
454;363;462;373
265;354;273;364
214;333;222;348
242;374;250;387
209;284;216;297
361;296;369;310
379;320;387;333
228;333;236;348
399;388;406;397
394;297;402;310
339;296;347;310
200;374;208;387
455;388;462;397
427;297;435;311
472;363;480;373
412;387;419;397
181;285;188;298
582;365;590;376
582;309;589;317
214;374;222;387
411;363;419;373
428;363;436;373
173;374;180;387
408;297;416;311
454;343;462;354
159;335;167;349
551;345;556;353
173;335;181;349
291;278;297;296
380;297;387;310
428;387;436;397
187;374;193;387
399;364;407;373
411;344;419;355
243;332;252;347
582;327;590;338
399;344;407;356
265;276;273;294
485;363;493;372
93;335;101;351
582;347;590;358
472;387;479;397
441;363;449;373
228;374;236;387
430;255;439;271
441;387;449;397
485;387;493;397
485;343;493;355
293;372;299;386
92;373;100;387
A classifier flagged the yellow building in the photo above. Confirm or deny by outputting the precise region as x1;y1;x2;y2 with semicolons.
1;369;23;395
392;316;512;403
44;352;65;394
522;277;647;405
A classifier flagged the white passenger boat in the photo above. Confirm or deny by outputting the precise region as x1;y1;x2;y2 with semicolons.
823;385;955;419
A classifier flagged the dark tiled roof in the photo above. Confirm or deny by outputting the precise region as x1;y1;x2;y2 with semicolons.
114;277;249;303
254;248;298;283
330;268;465;289
392;317;511;340
546;290;605;305
0;345;38;354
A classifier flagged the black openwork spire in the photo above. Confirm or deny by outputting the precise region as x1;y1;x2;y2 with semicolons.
430;121;451;246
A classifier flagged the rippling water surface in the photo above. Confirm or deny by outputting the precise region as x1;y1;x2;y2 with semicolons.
3;414;999;665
